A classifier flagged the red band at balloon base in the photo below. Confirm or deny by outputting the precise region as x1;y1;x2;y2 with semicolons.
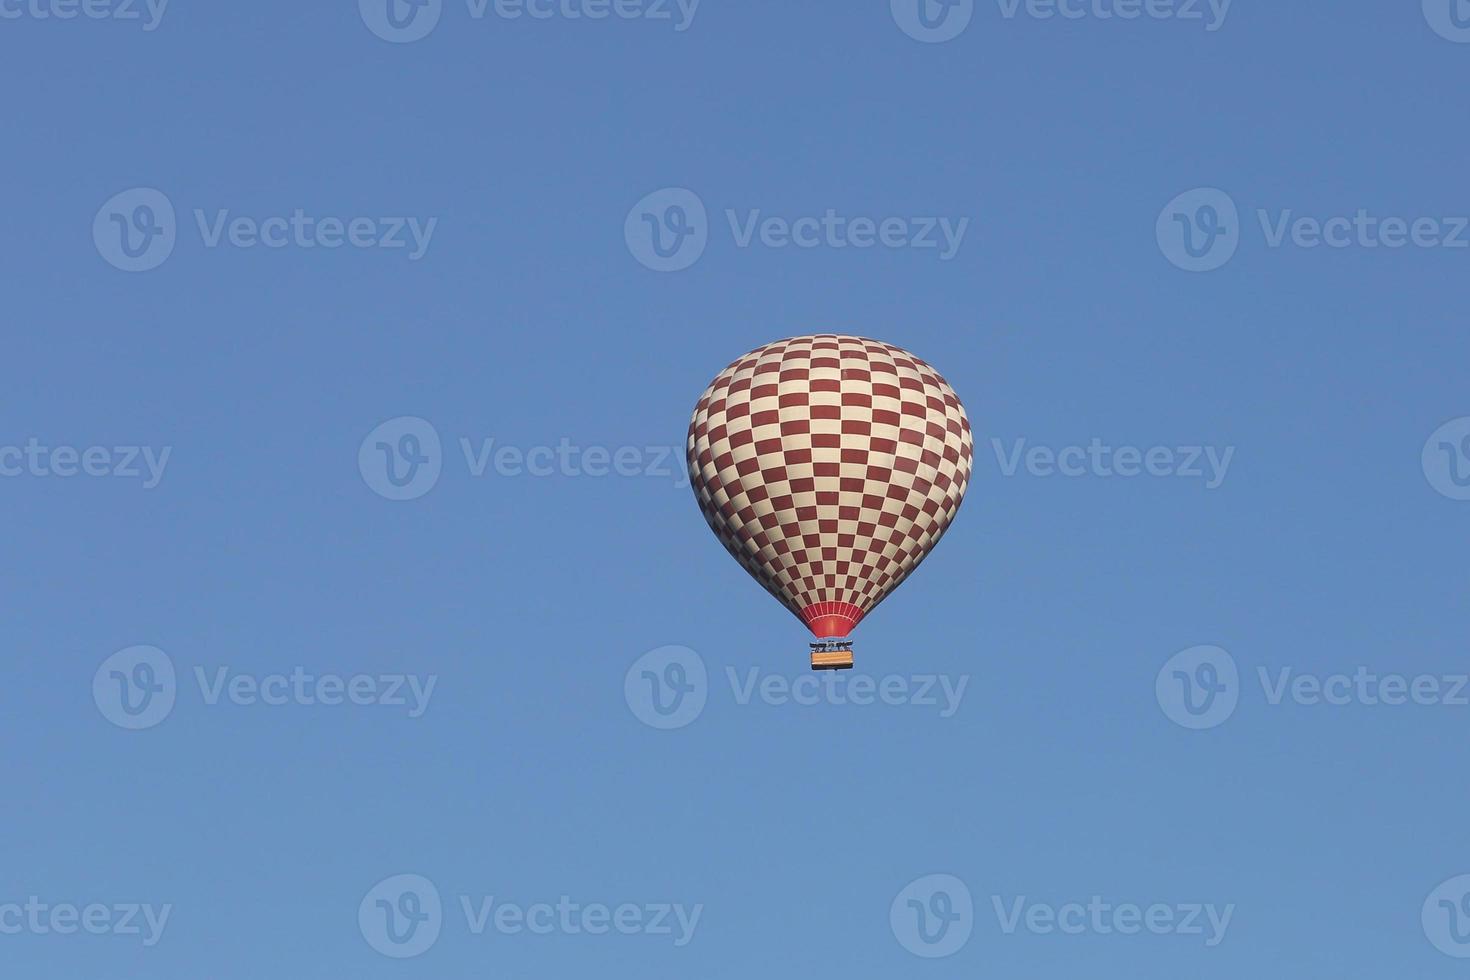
800;601;864;639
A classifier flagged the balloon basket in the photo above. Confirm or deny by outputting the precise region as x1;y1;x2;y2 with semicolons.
810;640;854;671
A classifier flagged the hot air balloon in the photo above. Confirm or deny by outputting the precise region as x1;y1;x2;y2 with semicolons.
687;334;973;670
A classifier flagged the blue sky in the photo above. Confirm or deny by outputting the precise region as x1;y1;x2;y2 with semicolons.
3;1;1470;977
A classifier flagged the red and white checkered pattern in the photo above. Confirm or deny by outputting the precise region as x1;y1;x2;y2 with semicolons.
687;335;973;638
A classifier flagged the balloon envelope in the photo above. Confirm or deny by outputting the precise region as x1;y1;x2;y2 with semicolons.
687;334;972;638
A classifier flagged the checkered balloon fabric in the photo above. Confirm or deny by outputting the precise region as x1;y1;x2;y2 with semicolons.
687;335;973;639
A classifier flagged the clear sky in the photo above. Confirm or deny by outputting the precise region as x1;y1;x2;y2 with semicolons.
3;1;1469;977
